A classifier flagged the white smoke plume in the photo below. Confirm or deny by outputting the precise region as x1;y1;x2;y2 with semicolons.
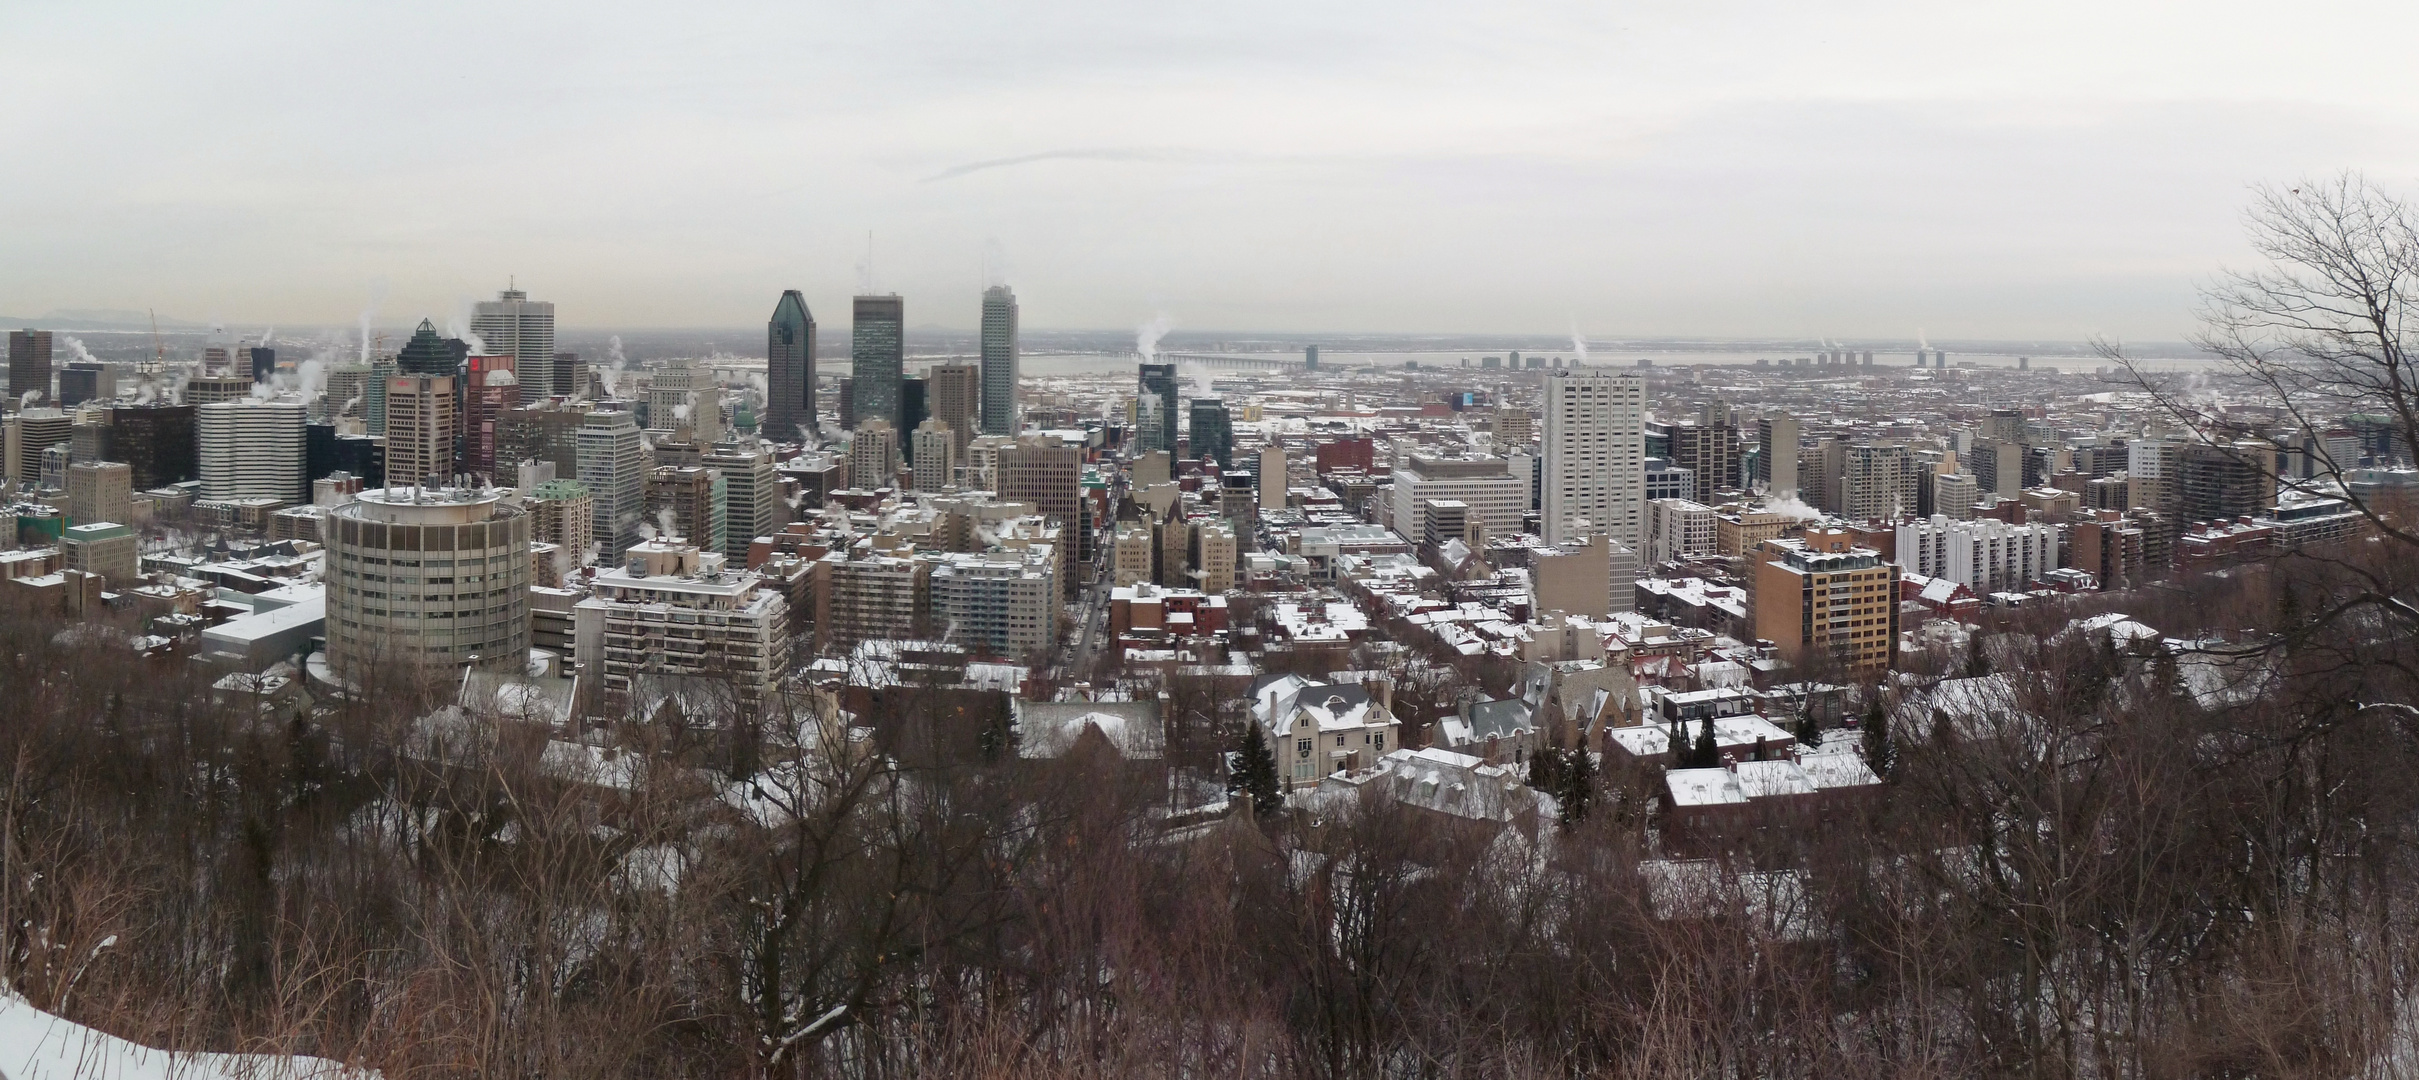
60;336;99;365
657;507;679;541
357;280;387;365
259;327;275;347
1763;495;1824;521
446;313;487;356
1135;314;1172;361
600;335;628;396
1569;323;1588;360
20;391;37;410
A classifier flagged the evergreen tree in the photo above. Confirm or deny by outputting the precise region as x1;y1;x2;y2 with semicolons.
1690;714;1719;769
1793;700;1822;747
1525;742;1560;794
1558;746;1597;828
1229;723;1283;818
1964;636;1991;678
1862;695;1893;779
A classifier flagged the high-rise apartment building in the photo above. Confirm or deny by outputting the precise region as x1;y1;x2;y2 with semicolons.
577;539;789;719
2180;443;2277;525
1667;421;1740;499
929;548;1057;659
577;410;646;562
911;420;957;490
14;409;71;487
527;478;593;585
1896;515;2059;595
324;488;532;682
1752;532;1900;676
1966;438;2027;500
1494;407;1534;448
928;362;980;455
1259;444;1287;512
980;286;1019;436
765;291;817;443
62;522;138;587
384;374;457;489
1756;413;1800;497
198;400;307;503
471;287;556;403
9;330;53;404
998;437;1083;596
1838;442;1916;522
848;420;900;490
700;442;781;563
1137;363;1180;453
1927;472;1980;520
646;465;728;555
851;295;905;434
1542;370;1645;550
1646;498;1719;565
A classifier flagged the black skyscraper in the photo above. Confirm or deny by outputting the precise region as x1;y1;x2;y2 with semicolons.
1138;363;1180;453
901;375;929;461
249;346;276;384
766;291;816;442
396;319;467;377
9;329;53;405
850;295;904;433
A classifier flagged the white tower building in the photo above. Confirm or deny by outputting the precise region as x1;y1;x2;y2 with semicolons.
1542;370;1645;550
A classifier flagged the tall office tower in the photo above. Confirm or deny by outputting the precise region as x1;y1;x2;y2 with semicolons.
1259;444;1287;512
95;402;197;490
835;377;854;432
1984;408;2027;445
9;330;53;404
325;488;531;682
15;408;71;486
462;354;520;481
645;465;727;554
577;539;789;717
928;362;980;455
526;478;593;585
1541;370;1646;550
384;374;458;489
471;287;556;400
551;352;584;398
979;285;1019;435
1755;413;1801;497
249;346;276;384
58;363;114;407
765;290;817;442
498;400;595;476
701;441;780;562
67;461;131;526
181;374;254;406
1137;363;1180;453
899;375;930;455
1929;472;1980;520
1668;420;1741;496
198;400;308;503
203;346;233;373
650;362;722;444
578;410;646;562
998;436;1084;596
929;548;1057;659
1965;438;2027;500
365;359;397;435
847;419;900;490
911;420;956;490
396;319;467;377
2128;438;2184;514
1189;399;1233;468
1304;344;1319;372
1837;442;1916;522
851;295;905;434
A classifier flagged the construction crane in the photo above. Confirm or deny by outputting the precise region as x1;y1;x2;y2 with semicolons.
150;309;162;363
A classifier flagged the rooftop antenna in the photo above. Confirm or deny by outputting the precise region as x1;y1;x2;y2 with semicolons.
149;309;162;363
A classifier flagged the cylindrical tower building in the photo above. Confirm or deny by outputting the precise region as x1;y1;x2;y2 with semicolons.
324;487;531;683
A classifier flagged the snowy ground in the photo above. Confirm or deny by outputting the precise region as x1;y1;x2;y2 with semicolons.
0;992;372;1080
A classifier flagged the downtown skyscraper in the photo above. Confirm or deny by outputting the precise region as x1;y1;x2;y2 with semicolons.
765;290;817;442
851;295;904;433
980;285;1018;435
1542;370;1645;551
1138;363;1180;454
471;286;557;397
9;329;52;405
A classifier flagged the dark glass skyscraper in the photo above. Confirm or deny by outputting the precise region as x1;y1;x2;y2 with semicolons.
980;286;1018;435
766;290;816;442
851;295;904;433
249;346;276;384
9;329;53;405
1190;398;1233;469
1138;363;1180;453
397;319;467;377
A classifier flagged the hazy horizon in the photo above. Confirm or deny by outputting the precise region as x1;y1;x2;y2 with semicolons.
8;2;2417;339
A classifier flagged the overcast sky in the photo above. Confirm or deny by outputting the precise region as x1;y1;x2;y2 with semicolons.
4;1;2415;340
